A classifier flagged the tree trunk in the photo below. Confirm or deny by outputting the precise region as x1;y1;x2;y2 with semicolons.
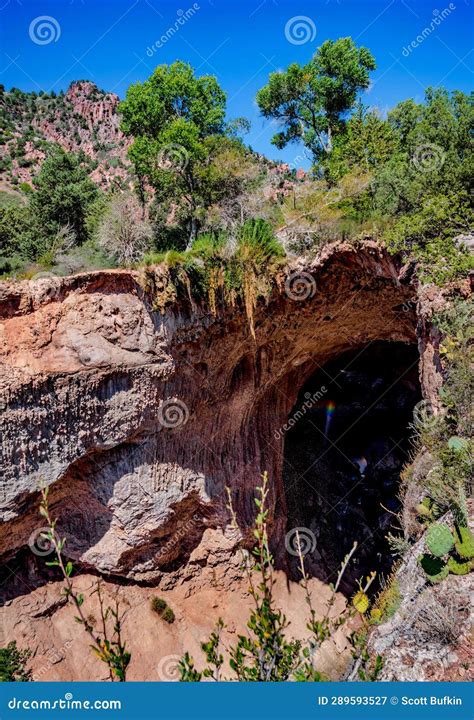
186;217;198;250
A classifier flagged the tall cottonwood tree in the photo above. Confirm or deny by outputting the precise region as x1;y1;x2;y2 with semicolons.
120;61;253;248
256;37;376;164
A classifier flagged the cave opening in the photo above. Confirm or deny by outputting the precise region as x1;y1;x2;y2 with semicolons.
282;341;421;594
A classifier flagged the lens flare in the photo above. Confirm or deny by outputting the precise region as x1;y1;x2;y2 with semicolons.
324;401;336;438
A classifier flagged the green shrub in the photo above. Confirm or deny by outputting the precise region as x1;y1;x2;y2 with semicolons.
0;641;32;681
162;607;175;624
151;596;175;623
151;596;167;614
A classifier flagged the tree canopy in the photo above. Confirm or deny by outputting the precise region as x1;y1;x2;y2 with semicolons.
256;37;376;162
120;61;256;247
31;146;98;245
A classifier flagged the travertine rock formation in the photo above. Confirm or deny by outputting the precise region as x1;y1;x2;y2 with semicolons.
0;241;420;584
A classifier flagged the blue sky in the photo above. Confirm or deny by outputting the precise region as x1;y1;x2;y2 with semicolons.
1;0;473;166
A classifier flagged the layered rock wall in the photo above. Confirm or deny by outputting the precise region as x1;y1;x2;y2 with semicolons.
0;243;421;583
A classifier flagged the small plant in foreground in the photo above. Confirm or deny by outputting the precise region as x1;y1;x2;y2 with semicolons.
151;596;175;624
39;488;131;681
0;641;32;682
179;473;380;681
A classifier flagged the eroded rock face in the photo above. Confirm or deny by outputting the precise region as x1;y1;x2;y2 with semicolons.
1;242;423;585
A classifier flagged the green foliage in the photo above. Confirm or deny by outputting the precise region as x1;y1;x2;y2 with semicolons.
179;474;377;682
39;488;131;681
151;596;175;624
151;597;167;614
179;652;203;682
418;554;449;583
236;218;284;264
407;300;472;531
425;523;454;557
384;192;473;284
256;37;376;162
141;220;284;334
447;556;474;575
348;629;384;681
120;61;257;245
324;103;398;183
0;642;32;682
0;203;42;265
31;145;98;245
225;475;301;681
369;577;402;625
120;61;226;139
454;526;474;560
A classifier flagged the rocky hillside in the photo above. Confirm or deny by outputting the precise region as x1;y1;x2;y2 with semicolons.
0;81;132;190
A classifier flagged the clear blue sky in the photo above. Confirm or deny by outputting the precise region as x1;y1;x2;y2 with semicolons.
1;0;473;166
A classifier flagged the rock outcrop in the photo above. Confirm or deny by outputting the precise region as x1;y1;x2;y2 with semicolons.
0;81;130;189
0;241;420;586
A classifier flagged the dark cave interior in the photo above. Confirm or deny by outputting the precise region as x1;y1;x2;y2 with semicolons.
282;341;421;594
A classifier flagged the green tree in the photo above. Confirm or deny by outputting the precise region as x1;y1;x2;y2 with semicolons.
0;203;40;263
324;102;398;183
121;61;245;246
120;62;258;247
256;37;376;163
31;145;98;245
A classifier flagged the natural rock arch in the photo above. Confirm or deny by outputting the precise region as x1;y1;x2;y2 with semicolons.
0;241;428;592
